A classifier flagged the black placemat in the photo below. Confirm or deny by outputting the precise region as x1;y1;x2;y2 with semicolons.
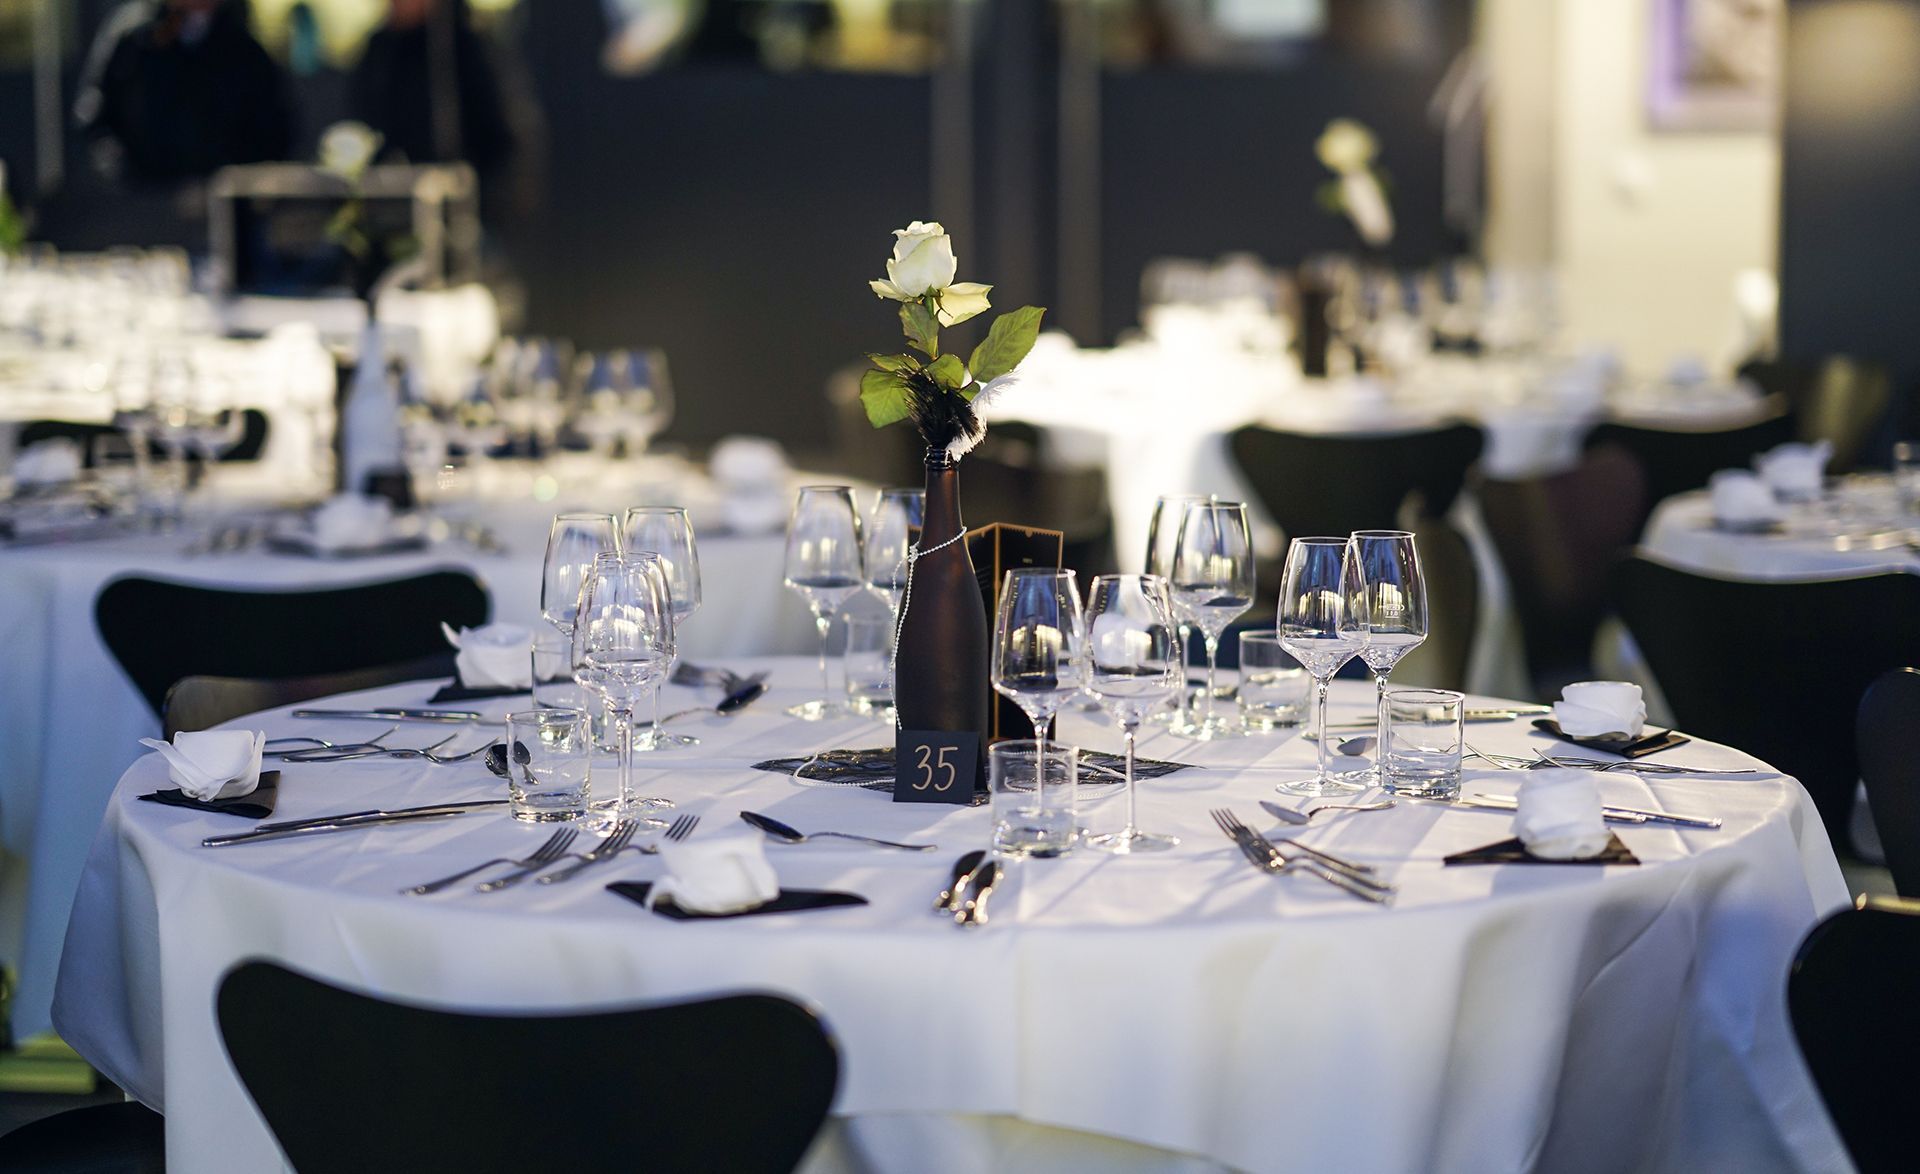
606;882;868;919
1532;719;1690;759
1444;832;1638;866
750;746;1191;790
138;771;281;820
429;679;530;703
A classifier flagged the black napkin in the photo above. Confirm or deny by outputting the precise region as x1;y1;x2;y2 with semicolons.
264;534;430;559
1532;719;1690;759
139;771;281;820
429;679;530;703
606;882;868;919
1444;832;1638;866
750;746;1190;790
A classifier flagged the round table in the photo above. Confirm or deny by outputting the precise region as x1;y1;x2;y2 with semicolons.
52;660;1848;1173
1642;476;1920;581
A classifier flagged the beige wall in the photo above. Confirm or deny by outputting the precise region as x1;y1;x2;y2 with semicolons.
1483;0;1780;372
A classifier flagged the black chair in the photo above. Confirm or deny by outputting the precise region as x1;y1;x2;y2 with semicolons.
1857;669;1920;897
161;656;457;738
217;960;838;1174
96;571;489;720
1390;517;1479;692
1611;557;1920;850
0;1101;164;1173
1788;900;1920;1173
1582;404;1795;537
1228;423;1485;540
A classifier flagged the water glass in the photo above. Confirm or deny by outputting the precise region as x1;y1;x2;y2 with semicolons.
989;740;1078;858
844;613;895;715
1896;441;1920;515
1380;688;1465;799
532;630;584;711
1237;631;1310;729
503;709;592;822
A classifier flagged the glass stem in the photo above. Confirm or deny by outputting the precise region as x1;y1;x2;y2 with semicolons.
1374;671;1388;767
1176;624;1193;719
650;684;664;748
815;610;833;706
1123;720;1139;835
614;708;634;811
1314;678;1331;783
1203;634;1220;726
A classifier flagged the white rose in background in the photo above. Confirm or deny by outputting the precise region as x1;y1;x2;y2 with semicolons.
935;281;992;326
1314;118;1395;249
1316;119;1378;174
318;120;382;183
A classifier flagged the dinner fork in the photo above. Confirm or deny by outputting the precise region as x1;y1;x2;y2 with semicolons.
528;820;642;886
1210;809;1392;903
535;814;698;883
480;821;641;892
283;737;497;765
266;727;397;757
403;828;579;895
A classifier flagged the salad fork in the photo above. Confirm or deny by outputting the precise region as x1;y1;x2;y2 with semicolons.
532;820;643;885
404;828;578;896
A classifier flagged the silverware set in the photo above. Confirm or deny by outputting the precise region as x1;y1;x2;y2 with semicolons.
271;731;496;764
1467;745;1758;776
203;800;509;846
933;850;1001;927
1211;808;1393;903
181;520;263;557
403;813;702;895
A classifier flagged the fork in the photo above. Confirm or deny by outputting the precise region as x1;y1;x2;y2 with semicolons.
404;828;578;895
1210;810;1392;903
284;737;497;765
480;821;640;892
266;727;398;757
531;820;643;885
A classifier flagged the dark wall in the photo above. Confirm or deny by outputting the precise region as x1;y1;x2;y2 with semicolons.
1780;0;1920;405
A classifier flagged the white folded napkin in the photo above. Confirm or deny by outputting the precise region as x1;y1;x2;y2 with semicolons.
1514;768;1611;861
137;729;266;802
309;494;393;551
708;435;789;488
1754;441;1830;501
647;829;780;914
1708;470;1784;526
442;622;533;690
1553;681;1646;739
11;438;83;487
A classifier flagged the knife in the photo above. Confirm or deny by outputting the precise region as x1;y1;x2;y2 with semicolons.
251;799;510;834
1320;707;1549;732
956;860;1002;927
291;708;498;724
203;802;505;846
1465;792;1722;830
936;850;988;913
716;677;769;715
1411;797;1653;825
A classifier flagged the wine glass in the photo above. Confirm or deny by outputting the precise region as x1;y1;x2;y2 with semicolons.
623;506;702;749
572;553;676;817
1145;493;1206;730
783;485;864;720
1275;537;1369;797
1083;574;1183;853
540;513;621;633
1351;529;1429;776
865;488;924;615
992;568;1089;741
1170;500;1255;740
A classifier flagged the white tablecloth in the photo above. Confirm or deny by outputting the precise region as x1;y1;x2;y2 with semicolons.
53;662;1848;1173
1644;478;1920;581
1;464;822;1041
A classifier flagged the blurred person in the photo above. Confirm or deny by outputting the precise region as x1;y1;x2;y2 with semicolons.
75;0;294;187
349;0;515;180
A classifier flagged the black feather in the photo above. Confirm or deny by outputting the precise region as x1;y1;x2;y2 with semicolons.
904;373;984;456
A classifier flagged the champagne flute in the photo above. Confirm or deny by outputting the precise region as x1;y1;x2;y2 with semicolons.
991;568;1089;743
623;506;702;749
1275;537;1369;797
1083;574;1183;853
783;485;864;720
865;488;924;615
1170;500;1255;740
1145;493;1206;730
572;553;676;817
541;513;621;633
1351;529;1428;777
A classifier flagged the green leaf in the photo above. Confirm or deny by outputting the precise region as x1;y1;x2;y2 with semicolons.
867;352;918;374
901;301;940;358
925;354;967;390
959;381;982;402
859;368;914;428
968;305;1046;385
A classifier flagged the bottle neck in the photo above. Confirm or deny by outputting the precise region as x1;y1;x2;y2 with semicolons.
921;459;965;550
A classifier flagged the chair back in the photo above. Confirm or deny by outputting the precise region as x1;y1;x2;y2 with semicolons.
97;570;488;718
1228;423;1484;540
1788;902;1920;1174
162;656;455;738
1858;668;1920;896
1610;557;1920;849
1583;405;1795;534
217;960;839;1174
1388;517;1479;692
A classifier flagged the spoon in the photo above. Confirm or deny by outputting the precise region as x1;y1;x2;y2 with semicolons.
1336;736;1376;756
739;810;937;851
1259;797;1396;826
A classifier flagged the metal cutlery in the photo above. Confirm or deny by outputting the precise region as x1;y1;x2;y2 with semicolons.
482;821;640;892
534;816;685;884
739;810;937;851
1468;745;1757;776
660;674;771;724
1210;809;1392;903
1465;792;1722;829
1260;798;1395;825
955;860;1003;927
1412;797;1651;825
1252;802;1380;876
203;800;508;847
1320;707;1548;733
279;735;498;765
935;850;989;913
265;727;398;756
291;708;500;724
404;828;579;895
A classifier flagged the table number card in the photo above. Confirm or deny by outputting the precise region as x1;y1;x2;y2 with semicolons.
893;730;981;805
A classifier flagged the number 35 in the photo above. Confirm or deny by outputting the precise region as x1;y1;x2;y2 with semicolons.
912;744;957;791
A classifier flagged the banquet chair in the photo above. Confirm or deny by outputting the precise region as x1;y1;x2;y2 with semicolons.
0;1100;164;1173
1856;669;1920;897
216;961;839;1174
1227;423;1484;540
96;571;489;720
1610;557;1920;852
162;656;458;738
1387;516;1479;692
1581;404;1795;537
1788;899;1920;1173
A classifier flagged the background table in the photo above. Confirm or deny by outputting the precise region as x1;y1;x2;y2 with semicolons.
1643;477;1920;581
54;661;1848;1173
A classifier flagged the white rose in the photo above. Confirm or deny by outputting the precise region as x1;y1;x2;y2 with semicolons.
870;220;958;300
1316;118;1377;175
319;121;382;181
935;281;992;326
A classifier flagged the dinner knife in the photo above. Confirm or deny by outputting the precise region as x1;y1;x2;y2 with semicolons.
1465;793;1722;830
1321;707;1549;732
1411;797;1654;825
936;850;988;913
203;802;505;847
955;860;1002;927
251;799;510;835
716;677;770;715
291;708;498;724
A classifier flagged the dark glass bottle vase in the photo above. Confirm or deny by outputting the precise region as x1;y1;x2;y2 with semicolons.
893;449;990;773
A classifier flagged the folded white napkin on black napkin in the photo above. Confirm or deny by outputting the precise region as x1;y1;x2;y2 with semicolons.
1514;769;1610;861
1754;440;1830;500
442;622;532;690
11;438;83;488
309;494;393;551
137;730;266;802
1709;470;1783;527
647;830;780;914
1552;681;1646;740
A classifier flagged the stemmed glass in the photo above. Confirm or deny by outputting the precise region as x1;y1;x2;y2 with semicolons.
782;485;864;720
1083;574;1183;853
1170;500;1255;740
864;488;924;615
1145;494;1206;730
1351;530;1428;773
572;553;676;817
991;568;1089;742
541;513;621;634
623;506;702;749
1275;537;1369;797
